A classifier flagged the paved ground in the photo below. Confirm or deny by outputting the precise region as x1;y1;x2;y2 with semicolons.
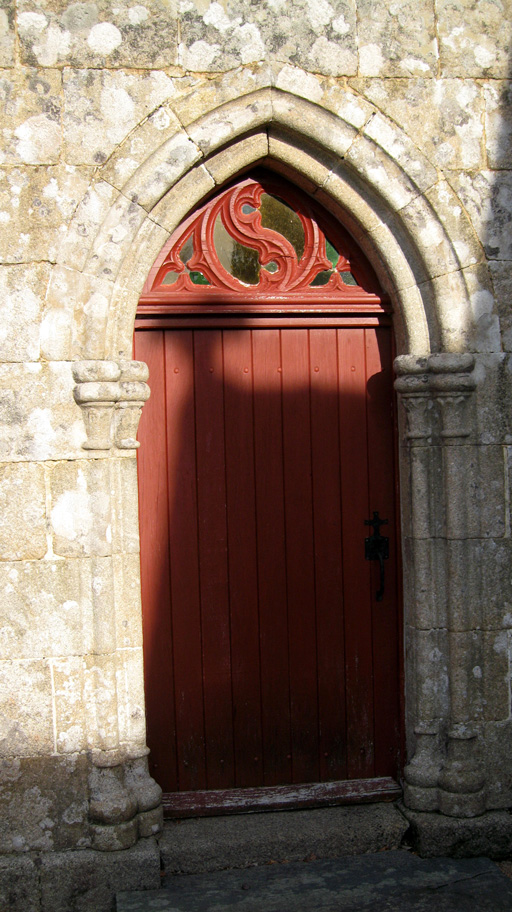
117;850;512;911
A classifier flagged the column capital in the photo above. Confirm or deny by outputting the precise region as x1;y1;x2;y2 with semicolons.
73;360;150;451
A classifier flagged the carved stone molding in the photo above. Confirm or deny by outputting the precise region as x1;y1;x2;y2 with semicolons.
438;725;486;818
403;723;442;813
396;353;485;817
395;353;476;444
73;360;150;451
88;748;163;851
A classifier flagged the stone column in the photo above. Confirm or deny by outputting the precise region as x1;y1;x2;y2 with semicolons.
395;356;444;812
72;360;162;850
430;355;486;817
396;353;484;817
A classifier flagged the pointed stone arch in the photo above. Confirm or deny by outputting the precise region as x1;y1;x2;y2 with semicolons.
58;84;487;366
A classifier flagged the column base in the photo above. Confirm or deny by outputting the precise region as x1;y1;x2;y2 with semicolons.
403;782;439;813
400;804;512;859
438;788;486;818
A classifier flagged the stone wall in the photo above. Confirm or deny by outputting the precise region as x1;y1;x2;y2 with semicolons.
1;0;512;881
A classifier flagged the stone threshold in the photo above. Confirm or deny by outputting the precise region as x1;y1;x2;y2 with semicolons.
158;802;409;875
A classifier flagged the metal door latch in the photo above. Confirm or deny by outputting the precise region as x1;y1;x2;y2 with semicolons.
364;511;389;602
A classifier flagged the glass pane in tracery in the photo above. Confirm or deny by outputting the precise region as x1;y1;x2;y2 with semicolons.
213;214;260;285
260;193;305;261
162;271;180;284
180;235;194;266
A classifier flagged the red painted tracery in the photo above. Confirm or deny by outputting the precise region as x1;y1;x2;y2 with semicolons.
139;174;386;312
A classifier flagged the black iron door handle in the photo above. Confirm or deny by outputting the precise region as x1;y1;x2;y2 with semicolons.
364;511;389;602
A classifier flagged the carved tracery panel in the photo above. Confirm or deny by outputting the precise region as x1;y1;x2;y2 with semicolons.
139;174;385;310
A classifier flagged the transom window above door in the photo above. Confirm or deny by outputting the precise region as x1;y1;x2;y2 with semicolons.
139;173;387;312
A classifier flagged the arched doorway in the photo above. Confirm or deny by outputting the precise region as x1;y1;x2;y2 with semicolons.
134;172;403;816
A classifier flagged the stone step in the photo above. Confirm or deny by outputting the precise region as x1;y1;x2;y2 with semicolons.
158;802;409;875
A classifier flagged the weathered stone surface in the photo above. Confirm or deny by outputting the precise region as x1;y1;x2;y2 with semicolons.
99;98;189;191
272;91;357;159
52;657;87;755
489;262;512;352
56;179;118;272
0;362;85;461
89;763;137;825
0;0;15;67
399;194;462;281
63;69;178;167
0;263;48;360
471;353;507;444
482;721;512;809
484;81;512;170
0;854;40;912
345;140;419;221
205;130;268;185
351;78;484;170
171;65;271;127
120;130;202;211
449;170;512;261
186;89;271;157
178;0;357;76
403;805;512;858
150;163;214;232
159;805;408;874
437;0;511;78
105;219;170;359
0;68;62;165
406;626;450;721
85;193;148;281
0;462;46;560
0;660;54;758
0;166;93;265
116;648;146;748
0;754;90;853
49;459;112;557
403;537;448;629
461;266;501;354
113;554;143;649
0;559;84;660
482;631;510;722
39;838;160;912
268;128;342;197
17;0;178;68
357;0;437;77
441;444;505;540
83;653;120;751
110;457;140;553
275;65;374;128
43;266;116;361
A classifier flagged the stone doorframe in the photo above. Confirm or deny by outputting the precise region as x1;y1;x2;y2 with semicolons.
61;78;493;845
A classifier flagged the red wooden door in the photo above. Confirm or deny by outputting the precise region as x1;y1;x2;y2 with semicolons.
135;323;401;808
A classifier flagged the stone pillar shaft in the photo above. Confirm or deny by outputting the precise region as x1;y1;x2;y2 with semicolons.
396;353;485;818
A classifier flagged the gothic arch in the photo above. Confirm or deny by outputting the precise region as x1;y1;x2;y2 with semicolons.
59;83;486;366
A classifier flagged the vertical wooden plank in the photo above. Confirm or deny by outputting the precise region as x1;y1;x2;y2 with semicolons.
281;329;319;785
309;329;347;782
338;328;375;779
135;329;178;792
164;331;206;791
222;330;263;788
193;330;234;789
252;329;292;787
365;327;400;777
